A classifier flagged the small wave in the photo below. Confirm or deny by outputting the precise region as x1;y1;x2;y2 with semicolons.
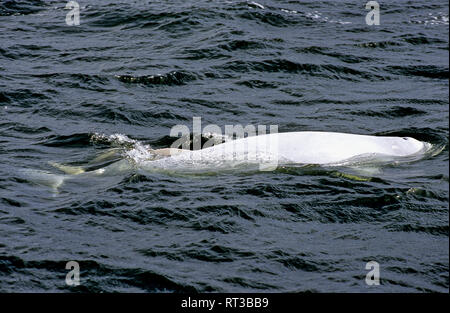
84;4;214;33
85;6;189;29
115;71;198;86
1;197;22;208
406;187;449;202
222;276;278;289
4;124;51;135
355;41;403;49
294;46;375;64
235;79;280;89
243;1;352;26
0;45;57;60
238;10;300;27
385;65;449;79
179;47;228;61
355;106;427;118
386;224;449;236
0;89;50;107
398;34;448;46
303;10;351;25
0;255;196;292
219;39;268;51
39;133;92;148
0;0;47;16
218;59;383;81
30;73;112;91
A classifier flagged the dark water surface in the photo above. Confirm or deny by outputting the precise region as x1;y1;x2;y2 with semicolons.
0;0;448;292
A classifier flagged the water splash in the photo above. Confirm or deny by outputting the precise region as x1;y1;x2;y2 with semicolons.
90;133;155;163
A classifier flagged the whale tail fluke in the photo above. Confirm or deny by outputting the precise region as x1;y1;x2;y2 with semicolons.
20;168;67;191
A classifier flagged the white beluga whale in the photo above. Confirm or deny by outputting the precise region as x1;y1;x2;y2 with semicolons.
148;131;430;166
21;131;435;189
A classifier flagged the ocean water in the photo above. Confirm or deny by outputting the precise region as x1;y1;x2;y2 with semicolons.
0;0;448;292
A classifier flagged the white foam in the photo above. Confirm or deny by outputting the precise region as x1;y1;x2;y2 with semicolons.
411;12;449;25
248;1;265;9
90;133;154;164
91;133;138;145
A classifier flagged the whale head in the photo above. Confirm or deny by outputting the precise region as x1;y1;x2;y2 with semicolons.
390;136;426;156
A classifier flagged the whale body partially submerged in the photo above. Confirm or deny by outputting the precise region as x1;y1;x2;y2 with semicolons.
152;131;430;166
21;131;435;189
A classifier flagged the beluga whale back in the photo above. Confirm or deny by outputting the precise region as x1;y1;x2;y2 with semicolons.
146;131;431;169
263;131;427;164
